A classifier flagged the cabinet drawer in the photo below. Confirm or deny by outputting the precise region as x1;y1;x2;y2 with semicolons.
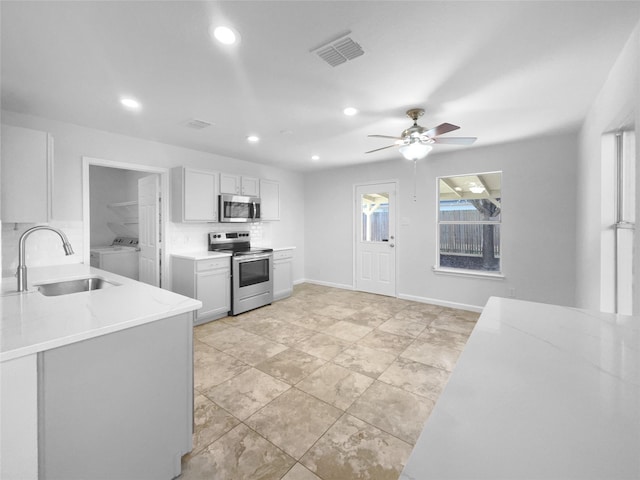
274;250;294;261
196;258;229;271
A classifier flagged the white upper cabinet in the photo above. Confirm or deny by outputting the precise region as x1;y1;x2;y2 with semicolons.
171;167;218;223
260;179;280;221
1;124;53;223
241;176;260;196
219;173;240;195
219;173;260;197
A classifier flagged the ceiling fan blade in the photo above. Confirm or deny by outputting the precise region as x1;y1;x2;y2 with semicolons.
424;122;460;138
365;144;398;154
368;134;403;140
433;137;477;145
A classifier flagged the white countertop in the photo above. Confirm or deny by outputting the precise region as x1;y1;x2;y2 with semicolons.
1;264;202;362
401;296;640;480
170;251;232;261
171;247;294;260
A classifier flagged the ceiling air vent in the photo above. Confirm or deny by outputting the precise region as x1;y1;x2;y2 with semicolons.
185;119;212;130
311;32;364;67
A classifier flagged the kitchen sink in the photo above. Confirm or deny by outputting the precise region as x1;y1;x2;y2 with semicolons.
36;277;119;296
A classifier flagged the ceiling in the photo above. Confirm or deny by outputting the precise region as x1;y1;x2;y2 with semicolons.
2;1;639;172
439;173;501;201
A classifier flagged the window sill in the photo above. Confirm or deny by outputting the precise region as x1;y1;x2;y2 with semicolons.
432;267;505;280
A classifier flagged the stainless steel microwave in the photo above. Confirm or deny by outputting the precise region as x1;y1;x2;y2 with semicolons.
219;194;261;222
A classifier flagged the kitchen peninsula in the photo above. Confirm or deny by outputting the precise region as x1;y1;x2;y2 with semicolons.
400;297;640;480
1;264;202;480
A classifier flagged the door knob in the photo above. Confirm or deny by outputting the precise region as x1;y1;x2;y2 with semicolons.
389;243;395;248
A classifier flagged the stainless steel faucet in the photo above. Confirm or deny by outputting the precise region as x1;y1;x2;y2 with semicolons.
17;225;75;292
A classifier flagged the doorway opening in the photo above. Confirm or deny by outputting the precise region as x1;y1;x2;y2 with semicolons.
81;157;169;288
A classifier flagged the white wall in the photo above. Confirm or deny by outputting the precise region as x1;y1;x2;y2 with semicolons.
576;23;640;313
1;111;305;284
305;132;578;310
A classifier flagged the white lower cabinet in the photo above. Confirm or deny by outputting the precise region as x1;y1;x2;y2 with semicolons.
273;249;294;300
172;255;231;324
1;315;193;480
0;354;38;480
40;314;193;480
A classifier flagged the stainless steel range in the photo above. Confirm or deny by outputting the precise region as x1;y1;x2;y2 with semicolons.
208;231;274;315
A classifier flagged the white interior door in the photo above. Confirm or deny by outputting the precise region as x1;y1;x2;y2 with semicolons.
355;182;397;296
138;174;160;287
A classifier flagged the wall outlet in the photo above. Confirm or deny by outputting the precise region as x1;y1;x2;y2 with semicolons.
508;288;516;298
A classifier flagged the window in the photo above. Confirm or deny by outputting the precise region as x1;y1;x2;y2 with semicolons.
361;192;389;242
437;172;502;273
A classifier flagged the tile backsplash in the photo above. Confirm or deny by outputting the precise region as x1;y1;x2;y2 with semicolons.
2;220;269;278
167;221;268;254
2;221;84;277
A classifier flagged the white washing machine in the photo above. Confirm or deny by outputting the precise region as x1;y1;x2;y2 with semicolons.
90;237;140;280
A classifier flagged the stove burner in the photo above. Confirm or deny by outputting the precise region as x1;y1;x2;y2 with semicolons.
208;231;273;256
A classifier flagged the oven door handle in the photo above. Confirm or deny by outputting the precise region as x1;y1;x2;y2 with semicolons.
234;253;272;262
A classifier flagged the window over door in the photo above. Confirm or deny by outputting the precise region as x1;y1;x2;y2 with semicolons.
437;172;502;273
361;193;389;242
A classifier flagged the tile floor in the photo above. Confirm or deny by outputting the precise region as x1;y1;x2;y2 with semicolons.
180;283;479;480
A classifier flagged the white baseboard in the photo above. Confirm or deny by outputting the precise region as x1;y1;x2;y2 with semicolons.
297;278;354;291
398;293;483;313
297;279;483;312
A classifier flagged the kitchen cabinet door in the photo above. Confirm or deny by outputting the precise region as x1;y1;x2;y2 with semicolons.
220;174;260;197
1;124;53;223
273;249;293;300
172;167;218;222
41;314;193;480
172;255;231;324
219;173;241;195
241;176;259;196
196;267;230;321
1;354;38;480
260;179;280;221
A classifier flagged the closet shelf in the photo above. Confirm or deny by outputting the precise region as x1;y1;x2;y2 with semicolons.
107;201;138;224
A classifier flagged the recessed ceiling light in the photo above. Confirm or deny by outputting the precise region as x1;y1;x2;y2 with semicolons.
343;107;358;116
311;155;320;161
120;97;141;111
210;25;240;45
469;186;485;194
247;135;259;143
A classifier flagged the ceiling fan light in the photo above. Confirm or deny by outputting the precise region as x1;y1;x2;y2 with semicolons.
211;25;240;45
399;142;432;161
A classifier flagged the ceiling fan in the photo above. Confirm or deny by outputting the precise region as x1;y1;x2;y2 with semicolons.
366;108;477;160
